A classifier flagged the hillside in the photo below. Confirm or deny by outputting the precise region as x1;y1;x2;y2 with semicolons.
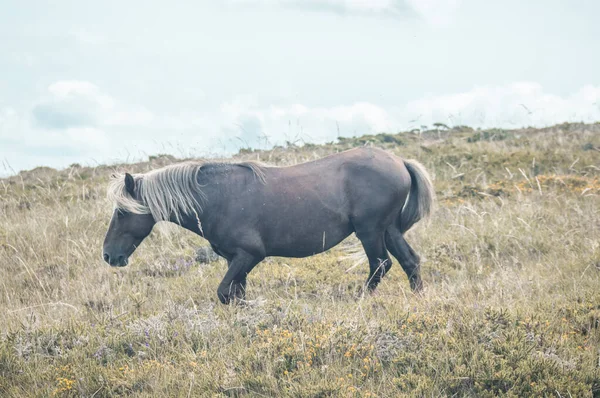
1;123;600;397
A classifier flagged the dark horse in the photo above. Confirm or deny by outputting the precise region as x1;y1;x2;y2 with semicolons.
103;147;435;304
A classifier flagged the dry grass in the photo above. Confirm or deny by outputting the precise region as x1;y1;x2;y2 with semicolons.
1;123;599;397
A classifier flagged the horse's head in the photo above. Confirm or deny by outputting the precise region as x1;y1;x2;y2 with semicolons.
103;173;155;267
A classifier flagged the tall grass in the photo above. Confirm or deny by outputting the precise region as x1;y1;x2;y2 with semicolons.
0;123;599;397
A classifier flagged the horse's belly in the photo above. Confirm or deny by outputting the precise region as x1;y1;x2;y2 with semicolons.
263;215;353;258
258;178;353;257
266;228;352;258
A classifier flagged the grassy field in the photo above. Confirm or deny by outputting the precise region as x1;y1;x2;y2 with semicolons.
1;123;599;397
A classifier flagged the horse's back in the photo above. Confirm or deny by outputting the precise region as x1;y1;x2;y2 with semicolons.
267;147;408;182
257;147;412;244
263;147;411;213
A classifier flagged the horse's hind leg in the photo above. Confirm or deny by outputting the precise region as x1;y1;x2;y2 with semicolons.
356;229;392;292
385;227;423;291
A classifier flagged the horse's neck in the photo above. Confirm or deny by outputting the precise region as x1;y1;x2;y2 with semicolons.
170;211;204;237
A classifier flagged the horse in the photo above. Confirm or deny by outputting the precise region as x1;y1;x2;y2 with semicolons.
102;147;435;304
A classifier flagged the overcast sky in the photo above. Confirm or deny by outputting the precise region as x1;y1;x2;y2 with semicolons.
1;0;599;175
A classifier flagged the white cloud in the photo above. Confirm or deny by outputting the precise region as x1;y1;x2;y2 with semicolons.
33;80;154;129
1;82;150;174
35;127;109;153
219;97;395;146
215;82;600;148
226;0;461;23
228;0;412;17
48;81;105;99
65;127;109;149
0;104;108;155
69;29;105;45
0;107;18;130
404;82;600;128
406;0;461;25
3;81;600;176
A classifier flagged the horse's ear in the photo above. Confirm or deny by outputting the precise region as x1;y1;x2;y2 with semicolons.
124;173;135;196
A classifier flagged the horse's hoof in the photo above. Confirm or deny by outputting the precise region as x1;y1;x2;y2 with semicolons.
217;292;248;305
411;285;424;296
217;293;231;305
410;278;424;294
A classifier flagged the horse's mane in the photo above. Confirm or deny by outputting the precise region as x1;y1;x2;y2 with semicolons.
107;160;267;222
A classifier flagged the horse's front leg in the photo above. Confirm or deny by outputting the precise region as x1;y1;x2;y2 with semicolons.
217;250;262;304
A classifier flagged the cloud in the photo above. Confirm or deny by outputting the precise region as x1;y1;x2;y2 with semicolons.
215;82;600;149
4;81;600;176
228;0;413;17
48;81;107;99
404;82;600;128
405;0;461;25
32;81;153;130
219;96;395;148
1;81;151;173
22;127;109;157
32;103;97;129
226;0;461;23
69;29;105;45
1;103;109;156
0;107;19;133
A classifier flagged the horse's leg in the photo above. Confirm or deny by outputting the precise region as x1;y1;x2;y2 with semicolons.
356;229;391;292
385;227;423;292
217;250;262;304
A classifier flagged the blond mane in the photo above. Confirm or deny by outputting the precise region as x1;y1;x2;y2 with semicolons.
107;161;266;222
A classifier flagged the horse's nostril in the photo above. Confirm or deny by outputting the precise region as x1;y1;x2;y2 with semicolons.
103;253;110;263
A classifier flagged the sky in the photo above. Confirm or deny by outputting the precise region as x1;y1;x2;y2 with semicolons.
1;0;599;175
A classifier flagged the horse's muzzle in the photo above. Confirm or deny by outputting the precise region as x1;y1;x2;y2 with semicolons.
103;252;129;267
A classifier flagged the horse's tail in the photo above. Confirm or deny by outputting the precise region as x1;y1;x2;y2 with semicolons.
398;159;435;233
